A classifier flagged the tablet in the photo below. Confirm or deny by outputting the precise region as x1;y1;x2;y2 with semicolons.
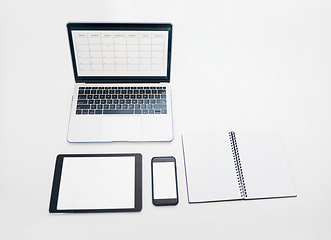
49;154;142;213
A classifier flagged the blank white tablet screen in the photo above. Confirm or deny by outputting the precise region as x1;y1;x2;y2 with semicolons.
57;157;135;210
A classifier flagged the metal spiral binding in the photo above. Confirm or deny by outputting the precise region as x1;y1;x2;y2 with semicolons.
229;131;247;198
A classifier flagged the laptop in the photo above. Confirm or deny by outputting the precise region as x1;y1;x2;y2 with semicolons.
66;23;174;142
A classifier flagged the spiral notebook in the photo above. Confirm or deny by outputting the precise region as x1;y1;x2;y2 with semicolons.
182;131;296;203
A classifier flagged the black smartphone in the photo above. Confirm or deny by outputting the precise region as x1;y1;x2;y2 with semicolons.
151;157;179;206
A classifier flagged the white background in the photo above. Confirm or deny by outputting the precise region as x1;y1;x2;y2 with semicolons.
0;0;331;239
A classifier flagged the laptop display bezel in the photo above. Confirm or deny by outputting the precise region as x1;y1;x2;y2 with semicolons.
67;22;172;83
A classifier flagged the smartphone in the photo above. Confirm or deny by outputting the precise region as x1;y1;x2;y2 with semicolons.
151;157;179;206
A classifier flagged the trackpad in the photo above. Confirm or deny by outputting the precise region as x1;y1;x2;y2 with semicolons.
100;116;142;141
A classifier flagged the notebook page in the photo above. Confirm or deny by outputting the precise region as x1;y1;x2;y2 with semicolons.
235;132;296;200
182;132;241;203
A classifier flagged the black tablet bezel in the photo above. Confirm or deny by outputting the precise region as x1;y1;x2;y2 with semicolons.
49;153;142;213
67;22;172;83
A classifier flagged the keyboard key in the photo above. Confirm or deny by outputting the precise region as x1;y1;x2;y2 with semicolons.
77;104;90;109
103;110;134;114
78;95;87;99
154;104;167;109
157;99;167;104
76;110;82;114
77;100;88;104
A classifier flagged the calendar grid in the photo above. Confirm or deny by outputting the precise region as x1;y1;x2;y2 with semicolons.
73;31;168;76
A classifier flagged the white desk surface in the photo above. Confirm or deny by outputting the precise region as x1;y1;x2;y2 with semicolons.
1;0;331;239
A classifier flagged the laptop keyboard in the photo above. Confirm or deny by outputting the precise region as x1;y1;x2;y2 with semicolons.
75;86;167;115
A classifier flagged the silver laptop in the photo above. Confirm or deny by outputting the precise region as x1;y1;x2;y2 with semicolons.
66;23;174;142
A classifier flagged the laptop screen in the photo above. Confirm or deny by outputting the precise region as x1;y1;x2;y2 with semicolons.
67;23;172;83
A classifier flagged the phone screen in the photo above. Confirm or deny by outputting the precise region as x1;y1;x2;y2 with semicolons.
152;157;178;205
